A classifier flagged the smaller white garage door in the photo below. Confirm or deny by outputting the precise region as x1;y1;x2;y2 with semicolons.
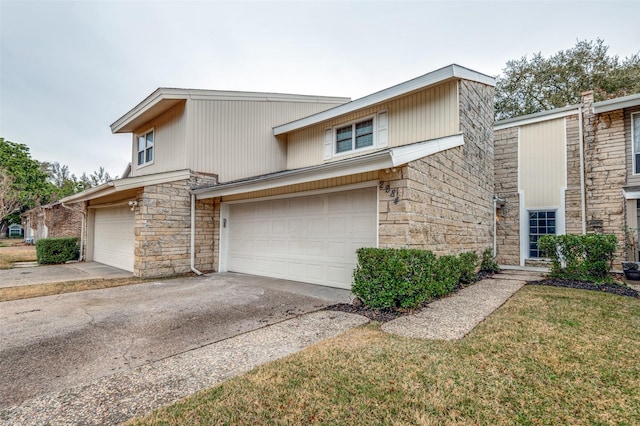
93;206;135;272
225;187;377;289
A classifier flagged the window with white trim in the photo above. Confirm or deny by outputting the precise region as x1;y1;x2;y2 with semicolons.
529;210;556;258
633;113;640;174
137;129;154;166
335;118;374;154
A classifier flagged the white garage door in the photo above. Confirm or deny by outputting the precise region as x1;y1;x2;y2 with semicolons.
226;187;377;289
93;206;135;272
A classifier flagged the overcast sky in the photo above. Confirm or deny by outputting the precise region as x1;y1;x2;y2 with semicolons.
1;0;638;178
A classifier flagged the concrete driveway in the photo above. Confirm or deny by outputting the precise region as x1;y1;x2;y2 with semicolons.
0;273;351;409
0;262;132;288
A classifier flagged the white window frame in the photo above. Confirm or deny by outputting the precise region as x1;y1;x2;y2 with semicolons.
632;112;640;175
527;209;557;259
136;128;154;168
333;115;376;157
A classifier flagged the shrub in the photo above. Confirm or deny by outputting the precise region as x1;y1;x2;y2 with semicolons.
458;251;480;284
538;233;617;282
352;248;478;310
480;248;500;273
352;248;436;310
36;237;79;264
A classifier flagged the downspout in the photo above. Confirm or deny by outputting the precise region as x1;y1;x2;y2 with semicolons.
61;201;86;261
578;106;587;234
493;196;497;256
190;193;203;275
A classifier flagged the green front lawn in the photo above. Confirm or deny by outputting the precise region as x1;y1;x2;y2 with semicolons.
130;286;640;425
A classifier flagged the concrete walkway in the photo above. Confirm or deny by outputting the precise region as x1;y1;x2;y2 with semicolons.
382;269;543;340
0;262;131;288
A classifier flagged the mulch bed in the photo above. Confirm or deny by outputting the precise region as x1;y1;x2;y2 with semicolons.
528;278;639;298
326;271;497;322
326;272;639;322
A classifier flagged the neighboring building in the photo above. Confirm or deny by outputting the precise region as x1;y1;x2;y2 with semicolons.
494;91;640;267
61;64;496;289
21;202;83;243
7;223;23;238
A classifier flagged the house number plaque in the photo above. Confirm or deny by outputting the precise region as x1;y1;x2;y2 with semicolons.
379;181;400;205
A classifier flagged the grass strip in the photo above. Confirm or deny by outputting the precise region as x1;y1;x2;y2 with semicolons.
129;286;640;425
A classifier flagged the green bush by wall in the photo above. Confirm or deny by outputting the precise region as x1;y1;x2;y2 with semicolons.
352;248;480;310
538;234;617;282
36;237;79;264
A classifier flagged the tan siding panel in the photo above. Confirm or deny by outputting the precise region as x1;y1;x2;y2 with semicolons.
131;103;187;177
519;118;566;208
286;81;459;169
188;100;343;182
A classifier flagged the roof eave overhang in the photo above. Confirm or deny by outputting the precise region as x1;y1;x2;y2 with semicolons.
59;169;192;203
593;94;640;113
273;64;496;136
494;104;581;130
193;134;464;199
110;89;188;134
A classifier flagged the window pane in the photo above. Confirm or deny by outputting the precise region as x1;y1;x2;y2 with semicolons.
146;131;154;146
355;119;373;136
138;136;146;152
138;151;145;165
146;147;153;162
636;153;640;174
355;133;373;149
336;139;352;153
336;126;352;141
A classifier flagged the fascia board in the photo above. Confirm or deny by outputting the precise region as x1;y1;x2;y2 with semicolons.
114;169;192;191
59;182;117;203
273;64;495;136
593;93;640;113
494;105;580;130
194;153;393;199
194;133;465;200
59;169;192;203
389;134;464;166
110;88;189;133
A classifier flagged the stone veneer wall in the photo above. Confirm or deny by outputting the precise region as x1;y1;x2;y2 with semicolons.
379;79;495;255
493;127;520;265
564;114;583;235
134;173;217;277
582;92;627;262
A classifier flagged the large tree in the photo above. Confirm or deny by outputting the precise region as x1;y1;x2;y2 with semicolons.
0;138;56;226
495;39;640;120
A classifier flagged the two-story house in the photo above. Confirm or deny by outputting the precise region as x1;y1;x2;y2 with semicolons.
61;64;496;289
494;91;640;267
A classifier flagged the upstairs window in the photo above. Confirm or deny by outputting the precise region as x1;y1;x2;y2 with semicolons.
137;129;154;166
633;113;640;174
335;118;374;154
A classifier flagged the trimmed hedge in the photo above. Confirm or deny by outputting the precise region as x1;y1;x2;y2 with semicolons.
538;234;617;282
36;237;79;265
352;248;480;310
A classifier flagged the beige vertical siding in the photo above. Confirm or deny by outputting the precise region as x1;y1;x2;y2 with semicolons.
131;102;188;177
519;118;566;208
187;100;345;182
287;81;459;169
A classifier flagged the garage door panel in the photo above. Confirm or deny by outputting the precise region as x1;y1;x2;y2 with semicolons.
226;187;377;289
93;206;134;272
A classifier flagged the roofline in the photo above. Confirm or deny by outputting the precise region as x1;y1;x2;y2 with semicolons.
494;104;581;130
593;93;640;113
59;169;192;203
110;88;351;134
193;133;464;199
272;64;496;136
